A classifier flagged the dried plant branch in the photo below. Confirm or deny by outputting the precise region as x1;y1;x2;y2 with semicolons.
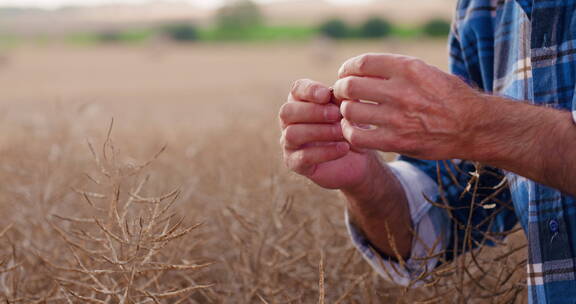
0;224;12;239
139;284;213;298
318;250;325;304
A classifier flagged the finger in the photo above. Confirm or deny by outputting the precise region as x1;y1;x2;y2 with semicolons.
282;124;344;150
342;119;419;154
341;118;387;151
341;100;398;126
279;102;342;128
285;142;350;176
290;79;332;104
338;53;413;79
333;76;405;103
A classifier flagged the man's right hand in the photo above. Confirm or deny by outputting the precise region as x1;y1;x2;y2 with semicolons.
279;79;380;192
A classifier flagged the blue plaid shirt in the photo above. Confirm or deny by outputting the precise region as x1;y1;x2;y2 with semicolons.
346;1;576;303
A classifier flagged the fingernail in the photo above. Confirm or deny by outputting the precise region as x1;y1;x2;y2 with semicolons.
353;123;376;130
325;106;341;122
339;100;348;114
336;142;349;153
314;87;329;102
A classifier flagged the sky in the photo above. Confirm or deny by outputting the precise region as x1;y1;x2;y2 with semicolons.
0;0;373;9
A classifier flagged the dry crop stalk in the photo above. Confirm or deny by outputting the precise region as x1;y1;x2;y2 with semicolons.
401;160;526;303
41;121;214;303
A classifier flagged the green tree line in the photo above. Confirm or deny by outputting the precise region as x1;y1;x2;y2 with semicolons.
76;0;452;44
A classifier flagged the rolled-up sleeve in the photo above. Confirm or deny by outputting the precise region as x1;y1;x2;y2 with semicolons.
345;160;451;286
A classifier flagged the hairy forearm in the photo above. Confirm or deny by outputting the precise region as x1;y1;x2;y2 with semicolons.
342;154;413;259
468;95;576;196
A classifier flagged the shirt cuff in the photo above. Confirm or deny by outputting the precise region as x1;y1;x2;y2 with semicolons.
345;160;451;286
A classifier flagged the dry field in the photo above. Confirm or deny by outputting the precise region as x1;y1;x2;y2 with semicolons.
0;40;526;303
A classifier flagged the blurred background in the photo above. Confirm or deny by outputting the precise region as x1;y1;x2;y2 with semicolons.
0;0;456;130
2;1;528;303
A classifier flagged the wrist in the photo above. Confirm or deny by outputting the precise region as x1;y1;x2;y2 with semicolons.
341;154;413;259
341;153;407;221
462;94;561;176
473;98;576;195
340;152;387;202
460;94;525;164
456;93;498;162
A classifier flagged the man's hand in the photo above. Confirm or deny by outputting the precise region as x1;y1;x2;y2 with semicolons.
279;79;382;191
280;78;414;259
333;53;576;197
333;53;485;160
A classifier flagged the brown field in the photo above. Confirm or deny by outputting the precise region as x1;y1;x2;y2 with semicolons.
0;40;527;303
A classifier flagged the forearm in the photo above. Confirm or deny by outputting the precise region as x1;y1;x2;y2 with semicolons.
342;153;413;259
468;95;576;196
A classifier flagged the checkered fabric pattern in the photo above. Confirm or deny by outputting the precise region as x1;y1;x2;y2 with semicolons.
448;1;576;302
346;1;576;303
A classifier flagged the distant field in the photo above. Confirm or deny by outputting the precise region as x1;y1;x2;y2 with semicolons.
0;41;526;303
0;0;457;35
0;40;452;122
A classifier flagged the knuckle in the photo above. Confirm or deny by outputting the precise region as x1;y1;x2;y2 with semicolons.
405;58;426;77
290;80;299;95
317;104;329;121
307;85;321;100
412;100;430;113
307;82;322;93
293;78;325;101
400;88;419;104
291;79;309;95
291;79;303;92
356;53;373;73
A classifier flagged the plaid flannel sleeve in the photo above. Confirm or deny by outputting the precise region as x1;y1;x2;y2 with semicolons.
346;157;517;286
398;157;518;263
345;160;452;286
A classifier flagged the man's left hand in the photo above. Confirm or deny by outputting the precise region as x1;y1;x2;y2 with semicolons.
333;53;487;160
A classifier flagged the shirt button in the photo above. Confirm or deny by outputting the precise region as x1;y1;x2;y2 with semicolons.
549;219;559;233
